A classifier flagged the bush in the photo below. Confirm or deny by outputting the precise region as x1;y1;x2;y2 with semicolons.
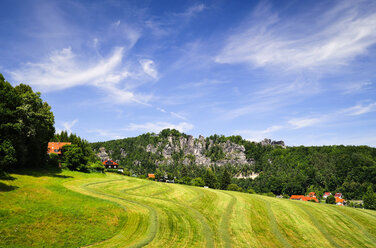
247;187;256;194
47;153;60;168
262;192;275;197
88;161;105;173
106;168;124;175
326;195;336;204
227;184;243;192
363;186;376;210
191;177;205;187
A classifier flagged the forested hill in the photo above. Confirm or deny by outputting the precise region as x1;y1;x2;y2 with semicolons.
91;129;376;200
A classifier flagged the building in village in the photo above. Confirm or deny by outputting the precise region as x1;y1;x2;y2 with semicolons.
323;192;332;199
102;160;119;169
47;142;71;155
290;195;319;203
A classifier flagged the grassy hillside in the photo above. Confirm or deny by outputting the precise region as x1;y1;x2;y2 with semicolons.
1;171;376;247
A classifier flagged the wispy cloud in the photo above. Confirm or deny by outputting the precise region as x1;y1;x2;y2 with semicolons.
125;121;194;133
236;125;283;141
180;3;205;17
215;1;376;71
341;81;372;94
57;119;78;134
9;46;156;105
341;102;376;116
288;118;323;129
139;59;158;79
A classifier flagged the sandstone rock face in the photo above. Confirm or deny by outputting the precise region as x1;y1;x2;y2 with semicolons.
97;147;110;162
261;138;286;148
146;135;254;168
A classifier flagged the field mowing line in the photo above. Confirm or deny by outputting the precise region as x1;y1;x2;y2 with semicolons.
65;178;158;248
254;196;292;248
330;206;376;245
219;192;237;248
122;183;215;248
296;204;340;248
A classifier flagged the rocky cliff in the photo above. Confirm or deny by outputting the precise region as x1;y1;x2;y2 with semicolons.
145;135;254;167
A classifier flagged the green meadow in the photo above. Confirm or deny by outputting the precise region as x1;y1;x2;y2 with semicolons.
1;171;376;248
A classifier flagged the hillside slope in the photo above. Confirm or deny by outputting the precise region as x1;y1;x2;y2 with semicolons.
68;174;376;248
2;171;375;247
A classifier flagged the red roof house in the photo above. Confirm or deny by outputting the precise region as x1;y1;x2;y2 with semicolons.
308;192;316;197
290;195;319;203
148;174;155;179
334;193;343;199
102;160;119;169
47;142;71;155
323;192;332;199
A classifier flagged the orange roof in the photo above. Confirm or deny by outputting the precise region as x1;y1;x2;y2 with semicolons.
290;195;318;202
103;160;119;166
335;197;344;203
308;192;316;197
47;142;71;154
290;195;304;200
148;174;155;178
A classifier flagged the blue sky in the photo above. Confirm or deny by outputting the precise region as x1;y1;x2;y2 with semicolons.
1;0;376;146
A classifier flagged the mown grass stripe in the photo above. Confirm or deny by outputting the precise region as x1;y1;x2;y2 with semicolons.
219;192;237;248
328;205;376;245
255;196;292;248
80;179;159;248
296;203;341;248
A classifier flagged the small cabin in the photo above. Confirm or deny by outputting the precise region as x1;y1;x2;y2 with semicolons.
308;192;316;197
102;160;119;169
148;174;155;179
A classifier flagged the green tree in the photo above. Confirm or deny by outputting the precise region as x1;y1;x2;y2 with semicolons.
0;74;55;170
227;183;242;192
363;186;376;210
62;144;88;171
326;195;336;204
203;168;218;188
191;177;205;187
220;168;231;190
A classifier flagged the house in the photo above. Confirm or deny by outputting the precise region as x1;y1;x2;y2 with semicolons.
102;160;119;169
47;142;71;155
308;192;316;197
290;195;319;203
148;174;155;179
323;192;332;199
334;193;343;199
335;197;345;206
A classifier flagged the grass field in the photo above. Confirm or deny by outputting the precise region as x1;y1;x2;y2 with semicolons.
1;170;376;247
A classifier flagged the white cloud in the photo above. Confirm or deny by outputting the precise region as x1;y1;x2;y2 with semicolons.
125;121;194;133
341;102;376;116
288;118;322;129
342;81;372;94
180;4;205;17
60;119;78;134
215;1;376;71
236;125;283;141
11;47;125;91
139;59;158;79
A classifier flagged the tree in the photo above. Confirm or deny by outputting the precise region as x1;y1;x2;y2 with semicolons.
220;168;231;190
203;168;218;189
0;74;55;170
191;177;205;187
227;184;242;192
363;186;376;210
62;145;88;171
326;195;336;204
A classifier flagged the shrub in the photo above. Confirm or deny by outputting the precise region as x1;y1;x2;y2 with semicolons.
262;192;275;197
247;187;256;194
47;153;60;168
227;184;243;192
88;161;105;173
191;177;205;187
326;195;336;204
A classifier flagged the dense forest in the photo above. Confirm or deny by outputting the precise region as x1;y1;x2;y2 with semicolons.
0;74;55;172
91;129;376;201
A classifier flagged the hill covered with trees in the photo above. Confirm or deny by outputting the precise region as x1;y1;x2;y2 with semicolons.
91;129;376;201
